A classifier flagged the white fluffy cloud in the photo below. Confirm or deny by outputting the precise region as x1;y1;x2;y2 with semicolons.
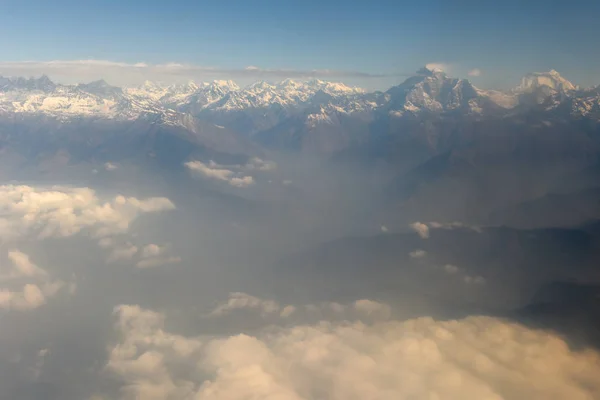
106;302;600;400
228;176;255;188
3;250;48;280
0;185;175;241
185;158;277;188
468;68;482;77
410;222;430;239
0;250;70;311
185;161;255;188
425;62;451;73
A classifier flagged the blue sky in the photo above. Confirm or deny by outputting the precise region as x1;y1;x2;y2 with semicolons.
1;0;599;89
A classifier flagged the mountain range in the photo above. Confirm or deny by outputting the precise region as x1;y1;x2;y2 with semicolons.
2;67;599;158
1;67;597;137
2;66;600;229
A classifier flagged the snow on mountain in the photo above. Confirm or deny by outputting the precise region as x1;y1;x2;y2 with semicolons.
515;70;577;94
0;83;123;119
159;81;200;107
385;67;483;114
200;79;365;112
476;89;519;109
0;76;169;120
0;69;595;127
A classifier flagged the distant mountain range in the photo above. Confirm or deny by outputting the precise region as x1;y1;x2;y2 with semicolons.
2;66;600;229
1;67;599;156
1;67;598;132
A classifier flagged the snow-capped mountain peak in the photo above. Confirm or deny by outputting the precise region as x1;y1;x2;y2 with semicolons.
515;70;577;94
210;80;240;91
277;78;301;88
139;80;164;91
168;81;200;92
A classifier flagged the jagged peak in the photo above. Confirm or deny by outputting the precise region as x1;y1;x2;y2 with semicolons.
167;80;199;92
210;80;239;90
416;66;448;78
277;78;302;88
516;70;577;93
248;81;275;90
139;80;165;91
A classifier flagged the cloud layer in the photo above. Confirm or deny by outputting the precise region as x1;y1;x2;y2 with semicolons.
0;185;175;241
105;301;600;400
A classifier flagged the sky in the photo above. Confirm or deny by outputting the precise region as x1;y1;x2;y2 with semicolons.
1;0;600;89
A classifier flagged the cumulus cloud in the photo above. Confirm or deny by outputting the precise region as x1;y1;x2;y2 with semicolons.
380;225;389;233
0;250;69;311
0;60;403;87
185;161;255;188
410;222;430;239
0;185;175;242
468;68;482;77
3;250;48;279
425;62;451;73
106;303;600;400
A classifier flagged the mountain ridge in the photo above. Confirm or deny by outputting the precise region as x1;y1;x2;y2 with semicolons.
1;67;599;157
0;67;589;121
